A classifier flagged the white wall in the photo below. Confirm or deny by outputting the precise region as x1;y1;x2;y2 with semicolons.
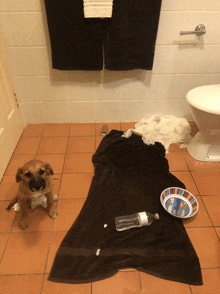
0;0;220;124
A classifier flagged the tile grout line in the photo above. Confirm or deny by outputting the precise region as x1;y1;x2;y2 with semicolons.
34;124;47;160
30;124;48;294
138;271;143;294
40;124;72;294
1;125;27;179
189;285;193;294
200;266;220;270
181;149;220;249
213;226;220;243
1;121;34;262
178;147;220;277
1;123;220;291
181;150;217;231
0;213;17;264
0;273;45;277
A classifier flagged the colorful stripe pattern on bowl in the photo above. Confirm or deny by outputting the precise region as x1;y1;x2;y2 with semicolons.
160;187;199;218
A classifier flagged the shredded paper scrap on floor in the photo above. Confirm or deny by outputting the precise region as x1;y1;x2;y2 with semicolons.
122;115;192;153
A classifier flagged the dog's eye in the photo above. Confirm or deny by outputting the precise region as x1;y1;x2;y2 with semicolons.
24;172;31;178
39;169;45;175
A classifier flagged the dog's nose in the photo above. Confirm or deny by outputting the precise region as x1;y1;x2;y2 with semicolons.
29;177;46;192
31;185;45;192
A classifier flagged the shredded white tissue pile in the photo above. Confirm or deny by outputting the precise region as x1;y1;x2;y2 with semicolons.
122;115;192;153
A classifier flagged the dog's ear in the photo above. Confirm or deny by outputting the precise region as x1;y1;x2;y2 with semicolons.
45;163;54;175
16;167;23;183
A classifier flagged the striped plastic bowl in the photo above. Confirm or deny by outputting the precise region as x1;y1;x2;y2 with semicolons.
160;187;199;218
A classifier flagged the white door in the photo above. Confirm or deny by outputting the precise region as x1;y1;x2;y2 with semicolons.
0;34;24;181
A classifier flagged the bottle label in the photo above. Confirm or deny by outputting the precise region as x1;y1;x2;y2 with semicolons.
138;212;148;226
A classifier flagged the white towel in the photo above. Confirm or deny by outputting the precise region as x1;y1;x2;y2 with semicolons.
83;0;113;18
122;115;192;153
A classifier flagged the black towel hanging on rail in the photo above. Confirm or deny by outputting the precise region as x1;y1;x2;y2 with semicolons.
44;0;162;71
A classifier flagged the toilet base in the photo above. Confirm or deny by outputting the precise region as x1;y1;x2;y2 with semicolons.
187;132;220;162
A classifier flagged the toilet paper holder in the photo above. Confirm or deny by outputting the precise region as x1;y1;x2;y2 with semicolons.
180;24;206;36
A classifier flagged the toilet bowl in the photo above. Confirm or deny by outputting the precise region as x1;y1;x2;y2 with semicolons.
186;84;220;162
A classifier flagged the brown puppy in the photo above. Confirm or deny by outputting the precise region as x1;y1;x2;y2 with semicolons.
9;159;58;230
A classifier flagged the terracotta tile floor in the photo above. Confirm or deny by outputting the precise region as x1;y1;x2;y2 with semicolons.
0;122;220;294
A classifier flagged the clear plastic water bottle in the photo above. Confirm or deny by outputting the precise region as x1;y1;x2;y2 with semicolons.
115;211;159;232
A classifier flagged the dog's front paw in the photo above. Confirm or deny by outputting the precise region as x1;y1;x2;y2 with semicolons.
53;194;58;202
18;217;30;230
49;206;58;219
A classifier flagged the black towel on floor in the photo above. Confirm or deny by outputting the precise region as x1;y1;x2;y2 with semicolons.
48;130;203;285
44;0;162;70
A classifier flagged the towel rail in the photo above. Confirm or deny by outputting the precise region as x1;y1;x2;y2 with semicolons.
180;24;206;36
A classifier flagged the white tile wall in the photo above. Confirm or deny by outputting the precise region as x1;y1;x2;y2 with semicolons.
95;101;121;122
69;102;96;123
0;0;41;12
1;13;46;47
19;102;44;124
1;0;220;124
14;77;67;102
43;102;71;123
6;47;50;76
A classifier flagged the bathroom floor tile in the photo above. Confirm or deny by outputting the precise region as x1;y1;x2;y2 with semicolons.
183;196;212;228
45;231;66;273
201;196;220;226
63;153;94;173
59;173;93;199
120;122;136;131
67;136;95;153
4;154;34;175
43;123;71;137
0;274;44;294
1;122;220;294
191;269;220;294
215;227;220;239
53;173;61;195
0;175;60;202
92;271;141;294
42;274;91;294
70;123;96;137
96;122;121;135
12;206;54;232
140;272;192;294
53;199;85;231
14;137;41;155
169;143;182;151
182;150;220;171
35;154;65;174
96;136;104;149
21;124;46;138
166;151;189;171
0;232;51;275
37;137;68;154
191;171;220;195
172;171;199;195
186;227;220;268
0;201;16;233
0;175;18;200
0;233;9;260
